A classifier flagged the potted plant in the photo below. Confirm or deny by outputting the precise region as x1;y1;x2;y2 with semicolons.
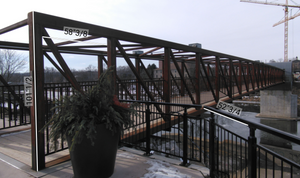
42;67;135;178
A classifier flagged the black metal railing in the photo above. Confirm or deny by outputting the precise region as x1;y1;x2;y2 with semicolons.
0;85;30;130
43;81;97;155
119;100;205;167
117;100;300;178
1;78;292;177
204;106;300;178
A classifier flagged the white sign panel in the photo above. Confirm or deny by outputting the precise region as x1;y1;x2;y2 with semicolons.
63;26;89;37
216;101;242;116
24;76;33;106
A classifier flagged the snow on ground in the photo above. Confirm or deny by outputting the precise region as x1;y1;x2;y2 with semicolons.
116;152;139;160
142;159;191;178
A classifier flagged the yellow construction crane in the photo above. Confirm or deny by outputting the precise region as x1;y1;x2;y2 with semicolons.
241;0;300;62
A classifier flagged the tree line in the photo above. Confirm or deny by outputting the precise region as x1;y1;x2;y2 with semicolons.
0;49;158;84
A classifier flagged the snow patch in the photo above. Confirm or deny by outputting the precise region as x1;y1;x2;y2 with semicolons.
117;152;139;160
142;160;191;178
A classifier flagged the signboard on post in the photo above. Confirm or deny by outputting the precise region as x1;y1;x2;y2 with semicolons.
216;100;242;116
24;76;33;107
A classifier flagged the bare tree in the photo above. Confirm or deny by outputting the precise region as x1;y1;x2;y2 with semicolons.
277;58;283;62
0;49;27;82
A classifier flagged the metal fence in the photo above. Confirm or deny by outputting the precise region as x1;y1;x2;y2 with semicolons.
43;81;97;155
0;85;30;130
2;80;298;178
119;100;207;166
205;106;300;178
119;101;300;178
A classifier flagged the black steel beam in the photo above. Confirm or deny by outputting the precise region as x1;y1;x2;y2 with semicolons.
30;12;285;68
0;19;27;35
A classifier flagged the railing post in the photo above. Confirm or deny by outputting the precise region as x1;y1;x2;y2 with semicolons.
145;103;151;156
180;107;189;166
204;117;207;165
209;113;216;177
248;127;257;178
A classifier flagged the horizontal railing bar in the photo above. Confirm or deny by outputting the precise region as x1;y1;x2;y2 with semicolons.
257;144;300;169
204;106;300;145
215;123;248;140
119;99;202;109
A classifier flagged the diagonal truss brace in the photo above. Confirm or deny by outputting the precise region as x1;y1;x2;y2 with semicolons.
42;28;82;93
170;51;195;104
115;40;164;115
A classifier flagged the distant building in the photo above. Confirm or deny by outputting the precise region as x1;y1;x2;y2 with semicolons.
153;61;194;78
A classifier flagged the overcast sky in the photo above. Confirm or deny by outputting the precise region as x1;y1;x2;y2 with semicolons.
1;0;300;71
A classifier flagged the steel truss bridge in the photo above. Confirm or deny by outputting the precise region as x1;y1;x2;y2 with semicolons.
0;12;286;175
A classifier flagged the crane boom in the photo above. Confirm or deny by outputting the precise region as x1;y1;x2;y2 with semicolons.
240;0;300;8
241;0;300;62
273;11;300;26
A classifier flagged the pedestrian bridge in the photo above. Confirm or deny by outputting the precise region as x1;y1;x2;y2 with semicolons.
0;12;294;177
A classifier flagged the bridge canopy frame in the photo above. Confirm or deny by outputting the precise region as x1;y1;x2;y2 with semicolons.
0;11;285;171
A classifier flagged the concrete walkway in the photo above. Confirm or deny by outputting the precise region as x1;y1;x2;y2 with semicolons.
0;147;209;178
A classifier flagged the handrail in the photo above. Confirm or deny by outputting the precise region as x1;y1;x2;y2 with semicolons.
204;106;300;145
257;144;300;169
119;99;202;109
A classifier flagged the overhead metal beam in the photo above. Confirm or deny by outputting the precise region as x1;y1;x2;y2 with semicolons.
55;35;100;46
31;12;284;66
139;47;162;57
0;19;27;35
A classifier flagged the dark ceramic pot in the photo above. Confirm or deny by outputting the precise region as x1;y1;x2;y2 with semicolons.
67;124;120;178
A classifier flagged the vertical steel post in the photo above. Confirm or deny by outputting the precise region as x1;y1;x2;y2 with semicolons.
195;53;201;104
268;67;271;85
145;103;151;155
255;64;260;89
97;55;103;78
209;113;216;177
258;64;263;88
135;58;141;100
246;62;250;91
215;57;220;102
229;59;233;98
252;63;256;89
239;61;242;93
180;107;189;166
263;65;266;86
248;127;257;178
107;38;117;94
204;117;207;165
28;12;45;171
181;61;185;96
163;48;170;119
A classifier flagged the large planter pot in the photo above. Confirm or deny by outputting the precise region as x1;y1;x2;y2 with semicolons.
67;124;120;178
